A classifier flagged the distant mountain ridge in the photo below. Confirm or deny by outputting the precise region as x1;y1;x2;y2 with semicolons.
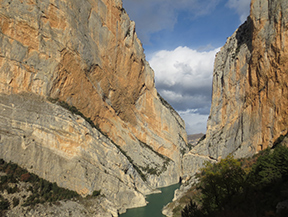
187;134;204;142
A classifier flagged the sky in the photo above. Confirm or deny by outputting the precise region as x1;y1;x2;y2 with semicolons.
122;0;251;135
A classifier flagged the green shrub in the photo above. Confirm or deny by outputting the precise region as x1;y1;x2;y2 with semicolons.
12;197;19;207
0;159;82;208
181;200;204;217
0;199;10;210
92;190;101;197
0;176;8;184
7;186;18;194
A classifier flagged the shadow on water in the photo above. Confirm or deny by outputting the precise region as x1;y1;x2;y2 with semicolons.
120;183;181;217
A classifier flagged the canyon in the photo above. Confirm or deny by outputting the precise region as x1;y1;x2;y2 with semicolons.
1;0;288;216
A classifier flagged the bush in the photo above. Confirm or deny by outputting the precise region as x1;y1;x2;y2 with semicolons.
0;157;94;209
181;200;204;217
7;186;18;194
0;176;8;184
249;145;288;187
0;199;10;210
92;190;101;197
12;197;19;207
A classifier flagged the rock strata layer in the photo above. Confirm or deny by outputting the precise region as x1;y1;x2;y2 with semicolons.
0;0;187;213
183;0;288;178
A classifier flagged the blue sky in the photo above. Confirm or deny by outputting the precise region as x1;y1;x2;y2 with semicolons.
122;0;251;134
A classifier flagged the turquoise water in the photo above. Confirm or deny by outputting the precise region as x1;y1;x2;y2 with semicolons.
120;183;180;217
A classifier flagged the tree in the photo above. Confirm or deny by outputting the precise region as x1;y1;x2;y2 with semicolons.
196;155;246;214
181;200;204;217
249;145;288;188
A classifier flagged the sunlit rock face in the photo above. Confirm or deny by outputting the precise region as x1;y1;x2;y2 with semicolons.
184;0;288;177
0;0;187;213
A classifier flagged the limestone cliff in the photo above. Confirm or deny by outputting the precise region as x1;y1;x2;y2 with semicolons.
184;0;288;177
0;0;187;213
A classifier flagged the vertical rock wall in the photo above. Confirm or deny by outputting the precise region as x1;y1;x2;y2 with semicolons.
185;0;288;177
0;0;187;212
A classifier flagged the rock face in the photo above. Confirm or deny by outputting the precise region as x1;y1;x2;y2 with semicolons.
0;93;150;213
0;0;187;213
184;0;288;177
164;0;288;215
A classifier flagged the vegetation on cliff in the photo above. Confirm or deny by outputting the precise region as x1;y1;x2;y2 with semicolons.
181;136;288;217
0;159;101;215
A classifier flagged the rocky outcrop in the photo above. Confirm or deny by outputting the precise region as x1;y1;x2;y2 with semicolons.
0;0;187;213
162;176;197;217
0;93;150;213
184;0;288;176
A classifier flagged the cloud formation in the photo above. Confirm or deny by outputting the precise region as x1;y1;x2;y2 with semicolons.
178;110;209;134
122;0;251;134
149;46;220;134
122;0;220;43
226;0;251;23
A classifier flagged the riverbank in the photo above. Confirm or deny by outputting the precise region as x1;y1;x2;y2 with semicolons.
120;183;181;217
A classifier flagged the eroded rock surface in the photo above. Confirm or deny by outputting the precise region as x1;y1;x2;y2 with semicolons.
0;93;150;213
0;0;187;214
184;0;288;177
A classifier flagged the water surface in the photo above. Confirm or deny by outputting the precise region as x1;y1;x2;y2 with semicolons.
120;183;180;217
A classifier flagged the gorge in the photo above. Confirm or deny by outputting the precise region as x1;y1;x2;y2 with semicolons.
1;0;288;216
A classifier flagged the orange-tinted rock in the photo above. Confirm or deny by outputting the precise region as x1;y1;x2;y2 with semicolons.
0;0;187;213
191;0;288;164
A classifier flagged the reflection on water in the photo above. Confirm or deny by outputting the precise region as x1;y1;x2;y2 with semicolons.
120;183;180;217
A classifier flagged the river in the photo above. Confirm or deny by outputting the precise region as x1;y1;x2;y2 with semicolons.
120;183;180;217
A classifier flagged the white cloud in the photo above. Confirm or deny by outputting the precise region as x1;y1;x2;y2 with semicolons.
149;46;220;134
226;0;251;23
150;46;218;89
